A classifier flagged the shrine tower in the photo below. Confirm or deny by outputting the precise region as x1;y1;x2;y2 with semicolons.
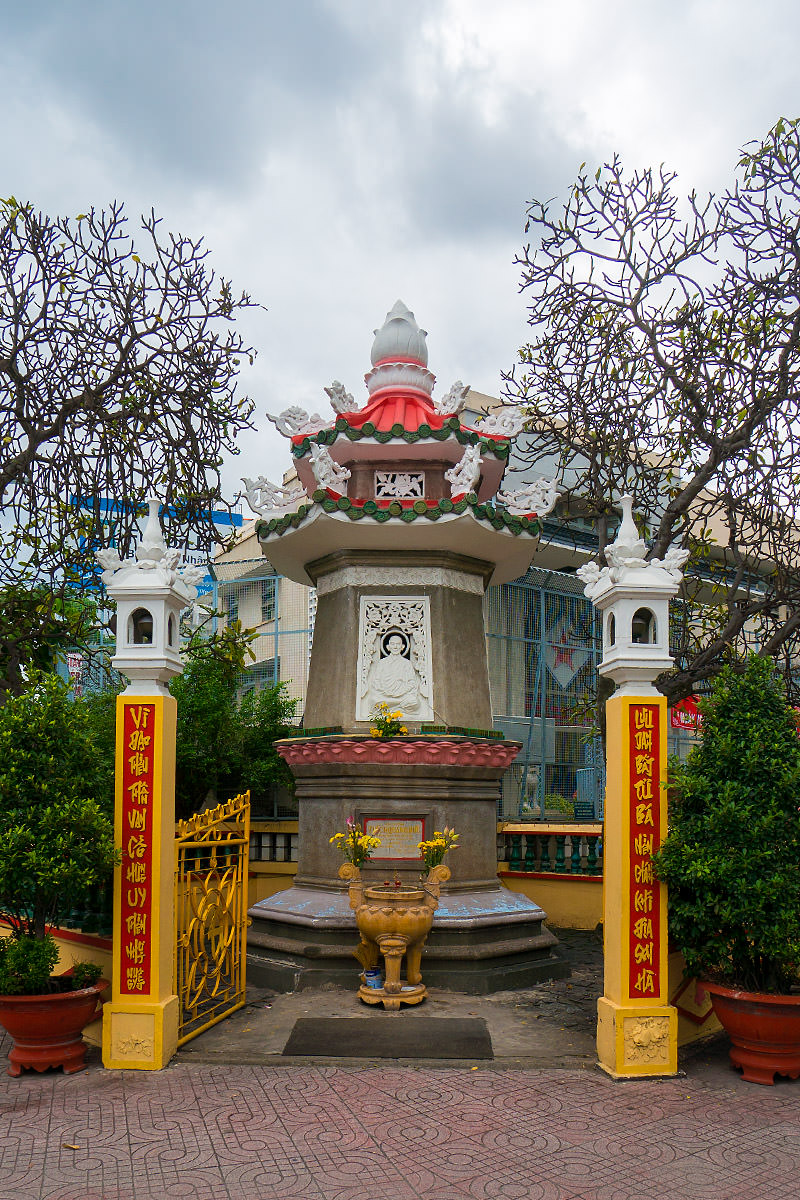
245;301;567;991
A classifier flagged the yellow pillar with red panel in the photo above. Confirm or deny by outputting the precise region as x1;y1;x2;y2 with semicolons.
102;693;179;1069
95;500;199;1070
577;496;689;1078
596;692;676;1076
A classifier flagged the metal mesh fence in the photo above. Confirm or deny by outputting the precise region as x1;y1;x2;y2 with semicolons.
486;567;604;820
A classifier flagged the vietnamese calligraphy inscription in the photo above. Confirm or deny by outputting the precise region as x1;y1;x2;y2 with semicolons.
628;703;662;999
119;703;155;995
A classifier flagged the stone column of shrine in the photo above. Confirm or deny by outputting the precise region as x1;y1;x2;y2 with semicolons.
577;496;688;1077
97;502;201;1070
244;301;568;992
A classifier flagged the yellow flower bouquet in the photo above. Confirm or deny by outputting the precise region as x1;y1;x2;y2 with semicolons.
330;818;381;867
369;702;408;738
418;826;459;872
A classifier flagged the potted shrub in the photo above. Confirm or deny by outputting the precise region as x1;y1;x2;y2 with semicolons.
0;673;117;1076
654;655;800;1085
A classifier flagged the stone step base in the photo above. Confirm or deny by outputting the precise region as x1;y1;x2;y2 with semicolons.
247;882;569;994
246;944;569;994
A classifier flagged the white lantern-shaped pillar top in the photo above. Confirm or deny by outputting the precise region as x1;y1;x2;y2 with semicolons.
96;500;205;695
577;496;689;696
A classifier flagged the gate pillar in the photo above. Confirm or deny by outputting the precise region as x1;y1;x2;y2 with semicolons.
577;495;689;1078
95;500;199;1070
596;692;676;1076
103;694;180;1069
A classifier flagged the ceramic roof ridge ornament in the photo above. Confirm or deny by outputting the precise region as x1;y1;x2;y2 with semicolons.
576;494;690;600
433;380;470;417
606;493;648;567
94;498;204;600
497;478;561;517
325;380;357;414
445;445;483;496
267;405;330;438
361;299;437;413
241;476;306;517
370;299;429;366
473;407;526;438
309;443;351;493
137;498;178;566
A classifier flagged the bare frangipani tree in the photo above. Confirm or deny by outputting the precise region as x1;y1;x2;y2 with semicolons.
0;198;259;695
507;118;800;705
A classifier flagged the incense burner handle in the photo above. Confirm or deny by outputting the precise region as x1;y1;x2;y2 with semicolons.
338;861;363;911
423;862;450;910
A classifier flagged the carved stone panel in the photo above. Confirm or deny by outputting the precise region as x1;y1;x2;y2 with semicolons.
375;471;425;499
622;1015;671;1066
108;1011;156;1062
356;596;434;721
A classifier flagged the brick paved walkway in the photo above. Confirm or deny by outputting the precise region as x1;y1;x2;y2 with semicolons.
2;933;798;1199
2;1051;799;1200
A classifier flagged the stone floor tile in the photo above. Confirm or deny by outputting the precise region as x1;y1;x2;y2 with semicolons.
0;1157;49;1194
210;1158;324;1199
0;1048;798;1200
467;1179;570;1200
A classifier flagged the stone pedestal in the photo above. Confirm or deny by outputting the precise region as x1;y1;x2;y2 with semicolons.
247;736;567;993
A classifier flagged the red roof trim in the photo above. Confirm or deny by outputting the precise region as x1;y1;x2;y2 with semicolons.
342;389;446;432
372;354;427;367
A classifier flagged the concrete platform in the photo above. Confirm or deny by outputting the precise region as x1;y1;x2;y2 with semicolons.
182;926;599;1069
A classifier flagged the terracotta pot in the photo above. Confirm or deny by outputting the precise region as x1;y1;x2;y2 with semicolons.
0;979;107;1077
704;981;800;1086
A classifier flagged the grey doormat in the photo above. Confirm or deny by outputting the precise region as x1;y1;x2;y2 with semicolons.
282;1016;494;1060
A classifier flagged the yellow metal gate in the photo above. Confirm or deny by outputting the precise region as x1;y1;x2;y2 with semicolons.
174;791;250;1045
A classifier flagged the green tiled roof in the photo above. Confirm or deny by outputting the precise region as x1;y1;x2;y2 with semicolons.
256;492;542;539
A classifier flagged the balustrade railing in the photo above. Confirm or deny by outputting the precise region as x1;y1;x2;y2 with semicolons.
48;820;600;949
498;824;603;878
249;824;299;863
58;875;114;939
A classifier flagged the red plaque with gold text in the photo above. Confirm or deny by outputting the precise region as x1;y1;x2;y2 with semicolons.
119;702;155;996
628;703;661;999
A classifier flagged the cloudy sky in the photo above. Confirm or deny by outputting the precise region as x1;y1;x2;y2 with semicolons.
4;0;798;501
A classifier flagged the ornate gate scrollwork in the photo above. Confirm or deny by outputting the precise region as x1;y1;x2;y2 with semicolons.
174;791;250;1045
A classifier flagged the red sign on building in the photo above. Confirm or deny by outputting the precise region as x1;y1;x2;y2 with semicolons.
119;703;155;996
670;695;701;731
628;703;662;1000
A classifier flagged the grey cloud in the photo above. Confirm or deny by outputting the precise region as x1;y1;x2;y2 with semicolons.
4;1;365;187
404;94;585;242
5;0;583;243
